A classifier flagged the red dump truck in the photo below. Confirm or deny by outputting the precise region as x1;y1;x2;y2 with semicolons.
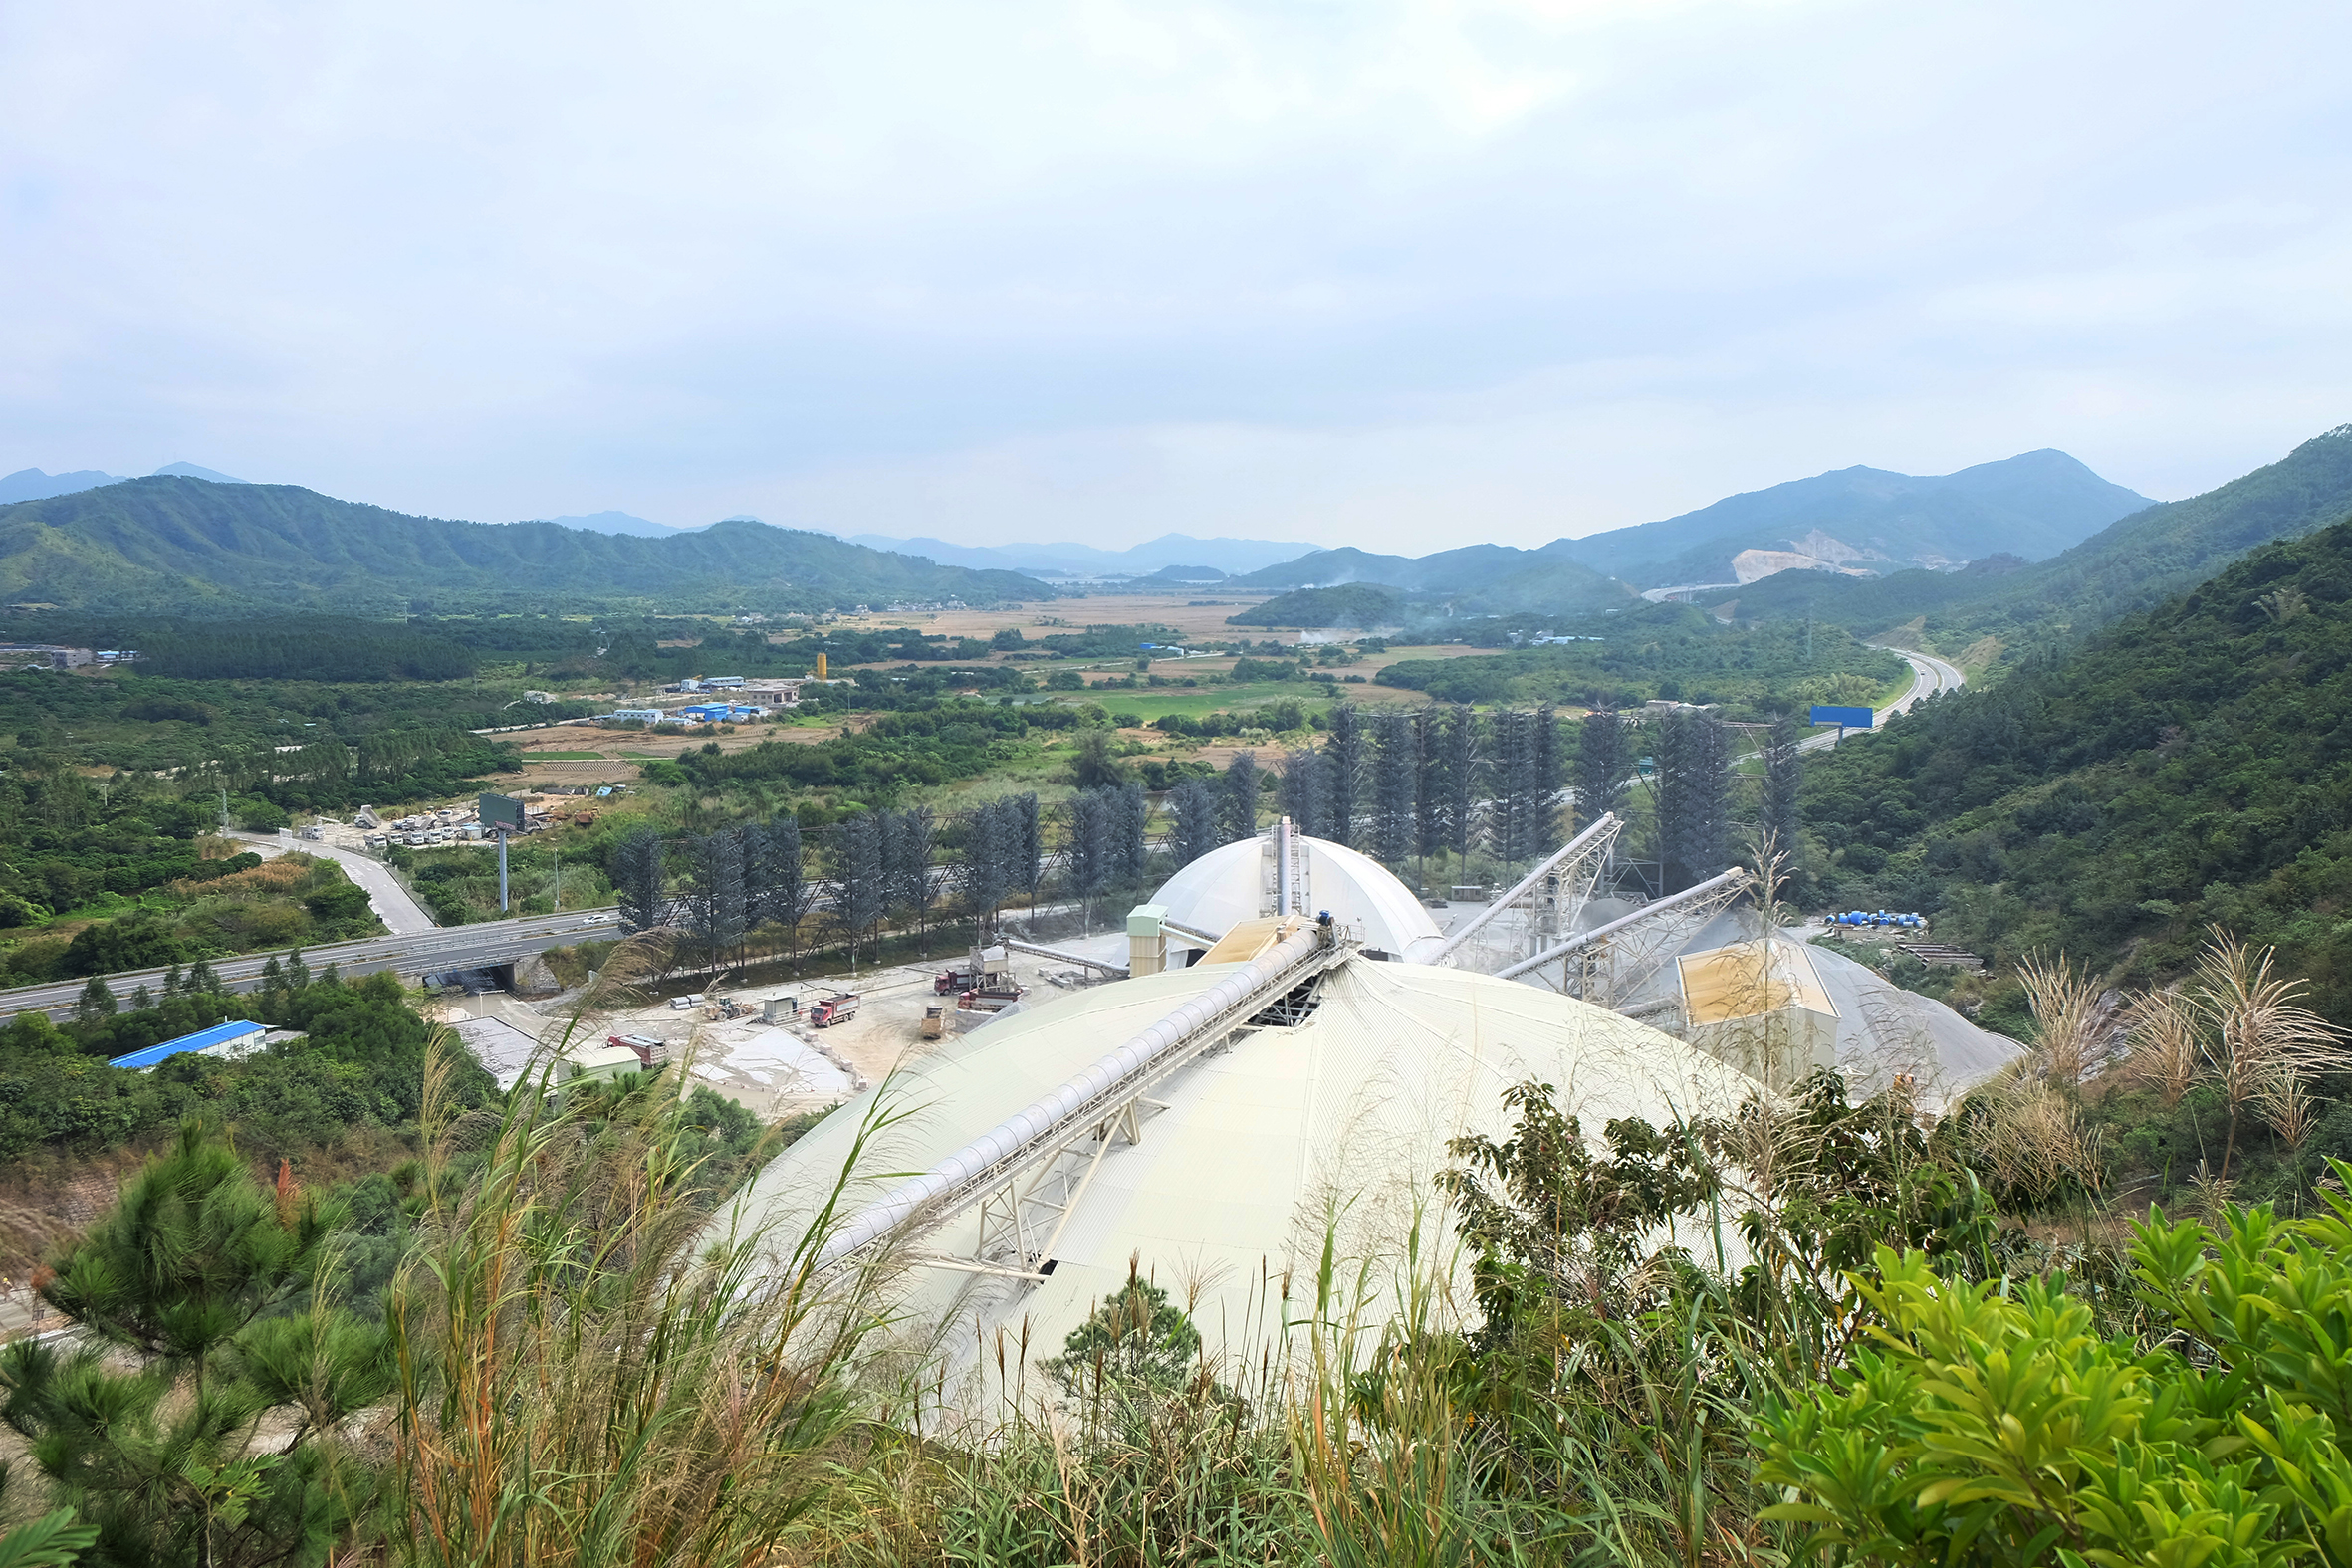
809;992;860;1027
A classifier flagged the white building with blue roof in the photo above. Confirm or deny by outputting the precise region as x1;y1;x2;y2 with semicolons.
108;1019;268;1071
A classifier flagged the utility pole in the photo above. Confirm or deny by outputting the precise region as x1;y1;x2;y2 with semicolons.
497;826;511;912
552;848;560;911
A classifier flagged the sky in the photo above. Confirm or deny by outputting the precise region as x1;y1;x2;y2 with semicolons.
4;0;2350;553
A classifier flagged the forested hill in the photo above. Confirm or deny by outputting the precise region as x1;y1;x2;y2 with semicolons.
1802;512;2352;1013
0;477;1054;613
1715;422;2352;658
1226;542;1629;615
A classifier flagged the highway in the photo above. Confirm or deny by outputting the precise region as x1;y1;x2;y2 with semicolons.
1798;648;1965;752
0;908;622;1022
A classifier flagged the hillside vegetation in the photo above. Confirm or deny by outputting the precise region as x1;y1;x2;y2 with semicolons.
1803;511;2352;1015
1228;541;1632;614
1377;602;1905;717
0;477;1053;613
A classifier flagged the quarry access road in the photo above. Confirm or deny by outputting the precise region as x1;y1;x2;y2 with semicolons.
1797;650;1965;753
0;908;621;1023
230;829;439;934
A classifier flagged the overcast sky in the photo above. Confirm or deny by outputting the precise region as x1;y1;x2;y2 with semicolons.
4;1;2349;551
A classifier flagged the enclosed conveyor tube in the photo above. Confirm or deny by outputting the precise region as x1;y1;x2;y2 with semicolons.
1495;867;1750;980
1000;938;1127;975
1433;812;1618;964
816;921;1334;1271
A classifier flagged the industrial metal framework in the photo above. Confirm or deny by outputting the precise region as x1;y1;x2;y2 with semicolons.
1434;812;1623;970
1498;867;1753;1008
819;921;1352;1281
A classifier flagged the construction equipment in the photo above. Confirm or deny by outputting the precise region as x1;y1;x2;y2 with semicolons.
921;1005;947;1040
936;944;1016;994
608;1033;670;1066
958;980;1024;1012
809;991;860;1027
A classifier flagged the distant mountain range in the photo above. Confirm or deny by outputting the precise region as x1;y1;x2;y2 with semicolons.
0;463;247;505
1709;423;2352;658
830;531;1320;578
1220;449;2151;619
0;479;1052;613
1553;449;2151;588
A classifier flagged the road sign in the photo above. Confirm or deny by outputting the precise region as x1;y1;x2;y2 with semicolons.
479;792;526;829
1810;704;1874;729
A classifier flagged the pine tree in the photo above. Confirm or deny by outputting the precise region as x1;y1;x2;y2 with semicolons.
831;812;887;964
1372;708;1416;869
961;799;1014;934
1575;708;1633;829
1531;703;1562;856
1440;704;1480;865
1170;777;1221;867
1324;702;1366;849
1761;711;1803;851
1280;747;1324;838
685;828;747;973
745;817;811;960
1066;789;1114;924
1112;783;1149;884
1654;710;1731;892
612;827;667;935
1487;708;1535;868
894;807;939;955
1222;752;1261;842
0;1121;390;1567
74;975;118;1024
1412;707;1442;884
1011;791;1044;915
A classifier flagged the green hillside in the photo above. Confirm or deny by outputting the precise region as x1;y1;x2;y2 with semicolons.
1716;422;2352;659
0;477;1053;613
1228;542;1629;615
1224;583;1403;627
1802;512;2352;1013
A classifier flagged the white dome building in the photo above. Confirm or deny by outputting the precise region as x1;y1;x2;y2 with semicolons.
724;915;1764;1415
1150;830;1448;964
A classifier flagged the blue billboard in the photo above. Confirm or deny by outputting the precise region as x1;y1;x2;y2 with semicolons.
1810;704;1874;729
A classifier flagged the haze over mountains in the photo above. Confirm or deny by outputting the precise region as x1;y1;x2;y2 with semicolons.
5;433;2346;644
0;463;248;505
830;532;1323;578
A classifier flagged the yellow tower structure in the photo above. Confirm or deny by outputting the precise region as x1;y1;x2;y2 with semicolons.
816;652;827;680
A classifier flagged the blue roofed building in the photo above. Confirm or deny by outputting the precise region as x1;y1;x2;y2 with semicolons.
108;1019;268;1071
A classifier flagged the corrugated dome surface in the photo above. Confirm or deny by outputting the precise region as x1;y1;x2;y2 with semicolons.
725;953;1764;1416
1151;832;1447;961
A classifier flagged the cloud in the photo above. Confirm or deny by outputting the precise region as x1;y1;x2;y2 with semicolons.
1;0;2347;547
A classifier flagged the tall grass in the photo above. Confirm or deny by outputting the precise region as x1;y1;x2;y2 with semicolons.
382;1016;898;1568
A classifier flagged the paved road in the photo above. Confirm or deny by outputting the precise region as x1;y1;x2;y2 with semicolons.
233;830;438;934
1797;649;1966;753
0;908;622;1022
